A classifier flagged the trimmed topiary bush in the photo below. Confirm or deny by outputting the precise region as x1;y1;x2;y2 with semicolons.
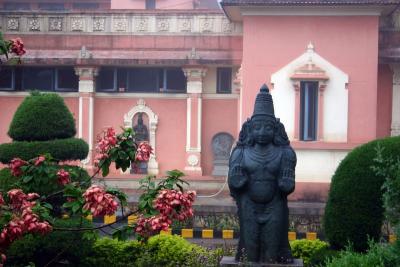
0;138;88;163
8;92;76;141
324;136;400;252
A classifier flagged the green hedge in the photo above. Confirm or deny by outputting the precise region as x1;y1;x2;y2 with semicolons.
8;92;76;141
6;217;96;267
324;136;400;252
82;235;222;267
0;138;88;163
290;239;329;266
82;238;141;267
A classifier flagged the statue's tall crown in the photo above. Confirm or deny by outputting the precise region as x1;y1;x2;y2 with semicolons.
252;84;275;118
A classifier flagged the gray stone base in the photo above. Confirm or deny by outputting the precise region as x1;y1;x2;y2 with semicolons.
220;257;303;267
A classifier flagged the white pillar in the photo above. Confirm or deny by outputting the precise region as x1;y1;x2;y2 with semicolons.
75;67;98;168
182;67;207;175
391;65;400;136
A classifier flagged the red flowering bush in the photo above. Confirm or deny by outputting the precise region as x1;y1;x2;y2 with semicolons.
82;185;118;217
0;32;25;64
9;158;27;177
56;169;71;186
9;38;25;56
135;189;196;239
0;189;51;254
0;126;195;265
95;127;149;176
136;142;152;162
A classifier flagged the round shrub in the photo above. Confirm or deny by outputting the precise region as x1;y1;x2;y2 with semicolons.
6;217;96;267
324;136;400;252
8;92;76;141
290;239;329;266
0;138;88;163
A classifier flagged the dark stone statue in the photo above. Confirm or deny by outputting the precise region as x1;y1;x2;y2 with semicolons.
133;113;149;142
228;84;297;264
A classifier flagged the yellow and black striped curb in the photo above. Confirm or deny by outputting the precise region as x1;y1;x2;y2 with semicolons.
78;215;397;243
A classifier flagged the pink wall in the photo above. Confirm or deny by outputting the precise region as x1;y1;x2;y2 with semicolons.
111;0;144;9
0;96;79;144
242;16;380;143
0;97;23;143
376;64;393;138
157;0;193;9
201;99;238;175
94;98;187;175
111;0;193;9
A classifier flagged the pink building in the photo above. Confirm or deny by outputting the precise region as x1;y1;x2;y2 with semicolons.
0;0;399;204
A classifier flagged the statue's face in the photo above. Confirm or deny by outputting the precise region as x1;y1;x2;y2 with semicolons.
251;117;275;145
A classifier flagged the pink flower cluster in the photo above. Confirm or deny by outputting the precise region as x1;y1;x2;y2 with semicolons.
94;127;117;166
82;185;118;217
10;38;25;56
135;142;152;162
0;190;52;248
135;189;196;238
9;158;27;177
56;169;71;186
135;215;170;238
34;155;46;166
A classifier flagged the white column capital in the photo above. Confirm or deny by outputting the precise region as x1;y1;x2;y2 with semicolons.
182;67;207;80
74;67;99;80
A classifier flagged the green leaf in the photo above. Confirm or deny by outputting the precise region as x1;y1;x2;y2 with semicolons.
72;202;81;214
42;203;53;210
22;175;33;183
101;164;109;177
63;201;75;208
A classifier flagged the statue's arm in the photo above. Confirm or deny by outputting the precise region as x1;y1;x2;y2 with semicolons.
228;147;248;195
278;146;297;194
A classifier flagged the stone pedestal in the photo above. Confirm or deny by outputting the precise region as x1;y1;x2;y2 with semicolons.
212;159;229;176
220;257;303;267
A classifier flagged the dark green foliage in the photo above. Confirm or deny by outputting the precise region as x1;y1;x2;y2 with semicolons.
324;242;400;267
6;217;96;267
0;168;14;193
82;238;141;267
324;136;400;252
308;248;339;267
8;92;76;141
0;138;88;163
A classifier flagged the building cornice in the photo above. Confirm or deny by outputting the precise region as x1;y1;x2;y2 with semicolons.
1;12;242;36
222;5;396;21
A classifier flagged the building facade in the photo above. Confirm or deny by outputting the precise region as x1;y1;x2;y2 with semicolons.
0;0;399;203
